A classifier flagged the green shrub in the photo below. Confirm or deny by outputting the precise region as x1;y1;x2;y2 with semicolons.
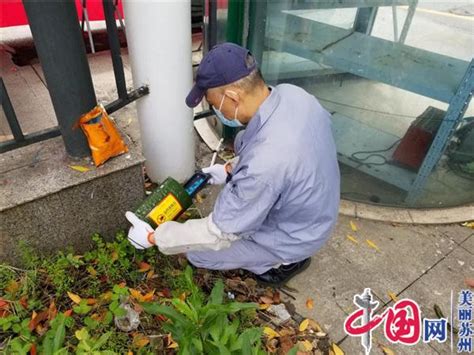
142;266;265;354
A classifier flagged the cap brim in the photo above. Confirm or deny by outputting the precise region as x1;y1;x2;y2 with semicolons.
186;85;205;108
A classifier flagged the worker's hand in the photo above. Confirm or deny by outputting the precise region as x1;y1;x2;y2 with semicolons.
202;157;239;185
202;164;228;185
125;211;155;249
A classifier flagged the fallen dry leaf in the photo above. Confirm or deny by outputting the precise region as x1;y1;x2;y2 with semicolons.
388;292;398;302
130;288;155;303
156;314;167;322
259;304;271;310
111;250;119;261
67;291;82;304
263;326;280;340
167;334;178;349
298;340;313;352
100;291;113;302
167;343;178;350
461;221;474;229
146;270;155;280
243;277;258;289
133;334;150;349
273;291;281;304
29;310;48;332
29;310;36;322
299;319;310;332
260;296;274;304
380;345;395;355
142;290;155;302
144;181;153;189
332;342;345;355
86;298;97;305
130;289;143;301
346;235;359;244
195;193;204;204
137;262;151;272
86;266;97;277
279;328;296;337
0;299;10;317
306;298;314;310
265;338;278;353
308;319;323;332
35;323;48;336
63;309;73;317
48;301;57;320
0;310;10;318
350;220;358;232
158;288;172;298
69;165;90;172
19;296;28;310
5;280;19;295
366;239;380;252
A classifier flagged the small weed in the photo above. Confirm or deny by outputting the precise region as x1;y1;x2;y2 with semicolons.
142;266;265;354
0;233;265;353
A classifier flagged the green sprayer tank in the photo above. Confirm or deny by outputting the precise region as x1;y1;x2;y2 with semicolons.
135;172;210;228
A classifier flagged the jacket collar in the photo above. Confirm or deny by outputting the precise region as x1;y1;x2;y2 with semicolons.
236;86;280;154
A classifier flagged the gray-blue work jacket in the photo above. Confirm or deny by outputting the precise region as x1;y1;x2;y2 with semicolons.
213;84;340;262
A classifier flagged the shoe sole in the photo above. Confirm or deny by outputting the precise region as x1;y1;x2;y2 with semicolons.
256;258;312;288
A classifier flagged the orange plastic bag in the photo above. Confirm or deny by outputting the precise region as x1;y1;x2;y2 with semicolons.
79;105;128;166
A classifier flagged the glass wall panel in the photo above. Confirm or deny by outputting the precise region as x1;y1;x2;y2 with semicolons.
246;0;473;208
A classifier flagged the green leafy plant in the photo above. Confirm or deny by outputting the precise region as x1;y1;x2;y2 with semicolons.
4;313;73;355
75;327;115;354
73;300;92;315
142;266;265;354
38;313;70;354
1;234;271;354
41;251;83;296
108;284;129;317
82;233;148;287
5;336;33;354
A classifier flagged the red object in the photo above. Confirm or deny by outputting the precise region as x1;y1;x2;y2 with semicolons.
345;298;422;345
392;125;434;170
0;0;28;27
0;0;124;28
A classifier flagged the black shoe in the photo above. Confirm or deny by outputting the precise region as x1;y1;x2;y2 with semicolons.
255;258;311;287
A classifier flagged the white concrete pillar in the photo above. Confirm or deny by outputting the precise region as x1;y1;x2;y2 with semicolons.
123;0;195;182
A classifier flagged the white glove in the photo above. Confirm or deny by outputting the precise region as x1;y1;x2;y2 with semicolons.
202;164;228;185
202;156;240;185
125;211;155;249
153;213;240;255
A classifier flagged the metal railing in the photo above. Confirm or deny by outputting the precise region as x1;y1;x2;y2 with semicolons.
0;0;149;154
0;78;62;152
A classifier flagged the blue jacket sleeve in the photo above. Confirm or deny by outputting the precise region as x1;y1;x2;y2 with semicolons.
212;170;280;236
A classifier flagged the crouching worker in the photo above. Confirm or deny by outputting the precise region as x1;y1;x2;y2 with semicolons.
125;43;340;286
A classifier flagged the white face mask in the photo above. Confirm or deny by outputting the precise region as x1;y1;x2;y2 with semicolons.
212;92;244;128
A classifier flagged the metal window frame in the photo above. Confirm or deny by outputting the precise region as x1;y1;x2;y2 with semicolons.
405;60;474;205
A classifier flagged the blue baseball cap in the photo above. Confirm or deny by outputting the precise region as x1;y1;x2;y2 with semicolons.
186;42;257;108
